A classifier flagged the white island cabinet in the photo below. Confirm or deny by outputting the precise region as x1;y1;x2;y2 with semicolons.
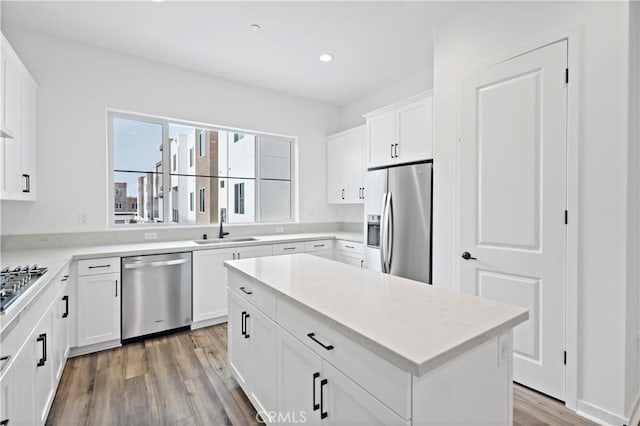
225;254;528;426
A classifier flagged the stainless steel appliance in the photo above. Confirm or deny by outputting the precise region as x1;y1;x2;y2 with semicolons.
364;161;432;283
122;252;192;341
0;265;48;312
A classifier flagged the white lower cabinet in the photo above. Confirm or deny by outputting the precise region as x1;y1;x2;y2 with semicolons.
52;281;70;381
229;274;407;426
228;290;277;421
1;342;36;426
77;272;120;347
193;245;272;324
33;313;54;425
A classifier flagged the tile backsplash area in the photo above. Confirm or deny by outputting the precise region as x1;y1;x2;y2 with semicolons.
1;222;362;250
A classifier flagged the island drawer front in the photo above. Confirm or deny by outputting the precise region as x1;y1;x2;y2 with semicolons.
228;273;277;320
272;242;305;255
277;297;411;420
304;240;333;252
335;240;363;254
77;257;121;276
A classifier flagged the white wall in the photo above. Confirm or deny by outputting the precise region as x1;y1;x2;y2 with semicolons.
432;1;637;423
0;26;344;235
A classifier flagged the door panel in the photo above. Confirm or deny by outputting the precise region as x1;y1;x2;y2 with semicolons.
396;98;431;164
228;291;251;389
367;112;395;168
276;328;323;426
193;248;235;322
459;40;567;400
248;308;277;416
387;163;432;283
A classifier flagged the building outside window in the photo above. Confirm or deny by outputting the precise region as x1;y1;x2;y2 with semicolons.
110;112;294;226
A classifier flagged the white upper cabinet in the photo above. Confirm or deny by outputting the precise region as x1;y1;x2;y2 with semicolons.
1;34;38;201
326;126;366;204
364;92;433;169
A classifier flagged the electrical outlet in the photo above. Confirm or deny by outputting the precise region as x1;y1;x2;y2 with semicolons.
144;232;157;240
78;213;88;225
275;227;284;233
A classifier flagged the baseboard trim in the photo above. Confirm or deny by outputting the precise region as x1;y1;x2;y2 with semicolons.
628;392;640;426
191;316;227;330
577;399;627;425
69;339;121;357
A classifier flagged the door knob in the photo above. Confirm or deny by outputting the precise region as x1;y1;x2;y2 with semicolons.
461;252;477;260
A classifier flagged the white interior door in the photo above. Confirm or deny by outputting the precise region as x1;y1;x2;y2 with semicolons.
459;40;567;400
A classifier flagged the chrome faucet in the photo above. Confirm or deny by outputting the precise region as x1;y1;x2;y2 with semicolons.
219;208;229;239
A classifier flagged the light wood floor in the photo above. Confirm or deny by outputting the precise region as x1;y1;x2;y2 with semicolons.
47;324;596;426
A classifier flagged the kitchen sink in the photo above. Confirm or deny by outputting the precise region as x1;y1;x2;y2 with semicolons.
193;237;258;245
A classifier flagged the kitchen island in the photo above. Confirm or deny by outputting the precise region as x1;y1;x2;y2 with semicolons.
224;253;528;425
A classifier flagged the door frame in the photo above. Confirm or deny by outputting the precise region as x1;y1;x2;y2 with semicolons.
454;27;581;410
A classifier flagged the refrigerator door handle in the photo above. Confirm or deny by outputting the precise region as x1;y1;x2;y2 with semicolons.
380;193;388;273
387;192;394;272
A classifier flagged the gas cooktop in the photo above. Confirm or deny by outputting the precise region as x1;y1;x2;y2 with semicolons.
0;265;48;312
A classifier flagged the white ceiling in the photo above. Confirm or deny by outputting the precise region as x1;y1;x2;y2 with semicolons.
1;1;465;106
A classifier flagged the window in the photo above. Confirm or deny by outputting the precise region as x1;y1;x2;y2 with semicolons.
110;112;294;226
198;132;206;157
115;202;122;209
234;183;245;214
199;188;205;213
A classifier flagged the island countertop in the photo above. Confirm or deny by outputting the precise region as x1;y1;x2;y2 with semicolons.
224;253;528;376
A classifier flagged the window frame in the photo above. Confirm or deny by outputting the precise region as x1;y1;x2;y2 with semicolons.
107;109;296;228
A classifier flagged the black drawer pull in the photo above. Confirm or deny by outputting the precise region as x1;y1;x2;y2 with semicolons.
36;333;46;367
320;378;328;419
307;333;334;351
313;244;325;248
312;372;320;411
62;295;69;318
88;264;111;269
244;314;250;339
241;311;246;337
344;245;355;249
283;247;296;251
239;286;253;295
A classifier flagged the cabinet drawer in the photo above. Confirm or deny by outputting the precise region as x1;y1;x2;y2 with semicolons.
272;242;304;255
304;240;333;252
308;250;333;260
228;272;277;320
77;257;120;276
277;297;411;419
335;240;363;254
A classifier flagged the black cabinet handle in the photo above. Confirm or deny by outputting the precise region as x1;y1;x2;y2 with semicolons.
320;378;328;419
394;143;399;158
88;264;111;269
461;251;477;260
62;295;69;318
115;280;118;297
0;418;9;426
283;247;296;251
36;333;46;367
244;313;250;339
341;189;344;200
313;244;325;248
307;333;334;350
312;372;320;411
390;144;394;159
241;311;246;337
239;286;253;295
345;245;355;249
22;174;30;193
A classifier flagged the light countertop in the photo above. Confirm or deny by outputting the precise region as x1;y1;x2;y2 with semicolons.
224;253;529;376
0;231;362;333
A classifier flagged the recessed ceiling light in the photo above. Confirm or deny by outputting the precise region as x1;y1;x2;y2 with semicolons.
319;53;333;63
250;24;262;32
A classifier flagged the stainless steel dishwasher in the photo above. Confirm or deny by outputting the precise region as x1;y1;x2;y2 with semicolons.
121;252;192;341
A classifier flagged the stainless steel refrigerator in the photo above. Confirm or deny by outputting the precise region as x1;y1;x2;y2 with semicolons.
364;161;432;284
